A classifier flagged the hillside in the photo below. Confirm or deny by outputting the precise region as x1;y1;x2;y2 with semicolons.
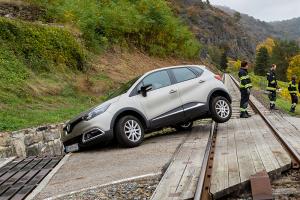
3;0;285;132
170;0;256;60
271;17;300;42
0;0;203;131
217;6;300;44
217;6;283;41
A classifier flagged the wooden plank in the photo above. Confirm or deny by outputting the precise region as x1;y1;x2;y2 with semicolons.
227;120;240;188
234;118;256;182
210;123;226;194
154;145;192;199
241;118;265;173
249;116;280;173
253;119;291;169
177;136;209;199
151;125;210;200
269;115;300;155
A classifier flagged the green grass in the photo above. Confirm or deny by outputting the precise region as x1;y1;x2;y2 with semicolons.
0;17;103;132
0;95;95;131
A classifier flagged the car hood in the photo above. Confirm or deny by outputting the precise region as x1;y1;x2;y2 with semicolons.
67;96;121;124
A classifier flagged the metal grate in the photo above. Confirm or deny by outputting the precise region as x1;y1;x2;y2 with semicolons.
0;156;63;200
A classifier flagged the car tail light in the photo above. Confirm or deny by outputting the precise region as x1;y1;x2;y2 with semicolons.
214;74;222;81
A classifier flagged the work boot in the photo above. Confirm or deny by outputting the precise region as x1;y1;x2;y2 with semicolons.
290;107;296;113
270;104;278;110
240;112;249;118
245;111;251;117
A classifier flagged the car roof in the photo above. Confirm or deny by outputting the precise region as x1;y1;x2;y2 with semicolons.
144;65;207;75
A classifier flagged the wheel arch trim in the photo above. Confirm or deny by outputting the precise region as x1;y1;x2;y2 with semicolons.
207;88;232;104
110;108;150;131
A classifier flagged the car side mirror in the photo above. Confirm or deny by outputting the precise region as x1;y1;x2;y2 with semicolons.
139;84;152;97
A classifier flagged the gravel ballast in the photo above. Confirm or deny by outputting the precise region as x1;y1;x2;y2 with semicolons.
55;177;160;200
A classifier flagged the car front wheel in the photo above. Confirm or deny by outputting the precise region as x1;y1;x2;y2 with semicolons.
211;96;232;123
115;115;144;148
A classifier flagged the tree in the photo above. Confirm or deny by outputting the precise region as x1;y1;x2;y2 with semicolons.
227;59;241;72
220;51;228;71
256;37;275;55
234;12;241;22
270;40;300;81
287;55;300;80
255;47;270;76
208;45;222;65
206;0;210;5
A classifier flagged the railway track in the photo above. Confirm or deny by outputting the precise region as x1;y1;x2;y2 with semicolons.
193;74;300;200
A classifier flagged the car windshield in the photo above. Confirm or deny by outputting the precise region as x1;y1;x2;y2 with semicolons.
105;76;141;100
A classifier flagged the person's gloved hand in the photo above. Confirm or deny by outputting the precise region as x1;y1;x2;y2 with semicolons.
247;88;250;94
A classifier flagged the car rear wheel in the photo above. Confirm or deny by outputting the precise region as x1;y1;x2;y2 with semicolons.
174;121;194;131
211;96;232;123
115;115;144;148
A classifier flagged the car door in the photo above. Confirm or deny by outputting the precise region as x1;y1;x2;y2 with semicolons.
134;70;184;128
171;67;208;120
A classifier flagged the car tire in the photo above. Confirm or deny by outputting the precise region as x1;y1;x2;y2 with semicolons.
210;96;232;123
174;121;194;131
115;115;144;148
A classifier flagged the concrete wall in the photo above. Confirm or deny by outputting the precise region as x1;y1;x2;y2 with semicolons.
0;124;64;158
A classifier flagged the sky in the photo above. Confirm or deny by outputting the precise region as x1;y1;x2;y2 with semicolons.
209;0;300;22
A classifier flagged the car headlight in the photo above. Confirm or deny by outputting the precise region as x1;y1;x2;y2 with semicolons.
84;103;111;121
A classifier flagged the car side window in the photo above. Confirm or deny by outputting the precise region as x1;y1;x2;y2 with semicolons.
142;70;171;91
172;68;197;83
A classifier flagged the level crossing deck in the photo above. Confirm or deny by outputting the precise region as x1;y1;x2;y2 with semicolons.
210;75;292;198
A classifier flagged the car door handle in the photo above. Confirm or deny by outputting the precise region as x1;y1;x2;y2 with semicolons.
169;89;177;94
199;80;205;84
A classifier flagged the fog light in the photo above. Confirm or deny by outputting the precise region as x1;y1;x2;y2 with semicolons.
82;129;104;143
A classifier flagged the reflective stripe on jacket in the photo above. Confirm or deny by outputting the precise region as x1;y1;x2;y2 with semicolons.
266;69;277;91
288;80;298;94
238;68;252;89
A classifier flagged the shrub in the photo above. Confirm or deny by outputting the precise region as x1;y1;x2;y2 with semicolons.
0;17;86;72
29;0;201;58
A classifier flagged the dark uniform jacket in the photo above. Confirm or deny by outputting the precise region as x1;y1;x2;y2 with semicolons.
288;80;297;94
266;69;277;91
238;68;252;90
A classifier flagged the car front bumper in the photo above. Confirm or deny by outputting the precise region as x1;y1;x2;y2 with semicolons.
62;129;114;148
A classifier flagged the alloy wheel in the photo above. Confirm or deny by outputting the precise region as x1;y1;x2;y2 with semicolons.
215;99;230;119
124;120;142;142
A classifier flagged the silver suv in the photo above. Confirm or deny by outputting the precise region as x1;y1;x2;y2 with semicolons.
62;65;232;152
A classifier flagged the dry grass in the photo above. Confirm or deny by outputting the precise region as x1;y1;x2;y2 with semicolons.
94;48;204;84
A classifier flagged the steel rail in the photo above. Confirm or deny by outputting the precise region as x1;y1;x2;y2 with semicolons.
193;121;216;200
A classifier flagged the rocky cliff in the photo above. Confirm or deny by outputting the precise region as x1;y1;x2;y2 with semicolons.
170;0;257;60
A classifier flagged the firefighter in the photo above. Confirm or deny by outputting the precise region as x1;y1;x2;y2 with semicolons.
266;64;278;110
238;61;252;118
288;75;298;113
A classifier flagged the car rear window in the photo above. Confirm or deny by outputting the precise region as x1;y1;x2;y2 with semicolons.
190;67;204;76
172;68;197;83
